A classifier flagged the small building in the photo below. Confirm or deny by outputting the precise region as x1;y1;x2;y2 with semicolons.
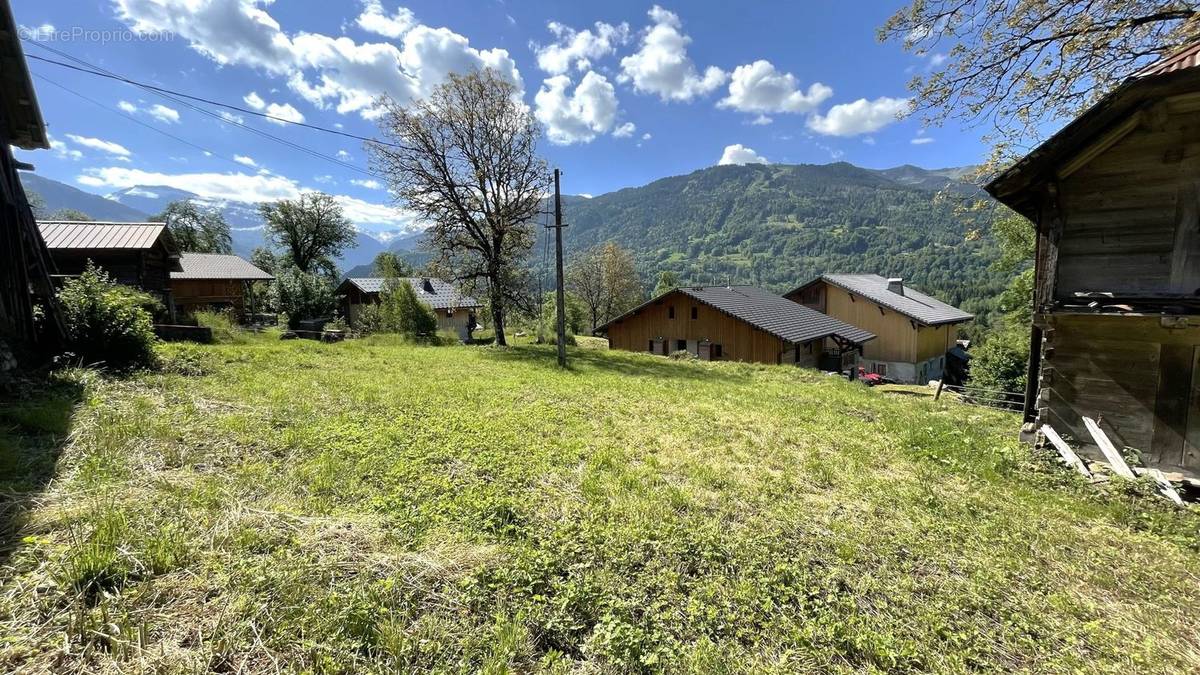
336;276;480;339
985;42;1200;475
39;220;182;309
170;252;274;320
785;274;973;384
596;285;875;367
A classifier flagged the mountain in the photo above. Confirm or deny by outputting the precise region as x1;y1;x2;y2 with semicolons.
20;172;150;222
551;162;1005;322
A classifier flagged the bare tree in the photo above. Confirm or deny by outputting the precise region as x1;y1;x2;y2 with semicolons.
881;1;1200;167
259;192;356;276
369;69;549;346
568;242;643;331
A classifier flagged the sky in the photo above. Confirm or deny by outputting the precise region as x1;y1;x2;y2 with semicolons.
11;0;990;234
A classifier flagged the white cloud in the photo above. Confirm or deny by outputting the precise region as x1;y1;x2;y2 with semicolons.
612;121;636;138
65;134;132;157
148;103;180;123
641;132;651;140
337;150;352;160
265;101;305;125
807;96;910;137
233;154;258;167
911;136;935;145
114;0;522;119
219;110;245;124
243;91;266;110
534;71;618;145
356;0;415;38
750;114;772;126
619;5;726;102
47;134;83;161
532;20;629;75
117;100;137;113
717;144;768;166
719;60;831;116
350;178;383;189
862;136;876;146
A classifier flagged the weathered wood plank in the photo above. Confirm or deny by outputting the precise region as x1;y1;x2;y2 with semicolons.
1041;424;1092;477
1150;468;1185;506
1170;173;1200;293
1084;416;1137;479
1151;344;1195;467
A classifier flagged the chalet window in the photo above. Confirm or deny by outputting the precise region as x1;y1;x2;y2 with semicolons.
668;305;675;319
690;306;698;320
712;344;723;359
676;339;687;352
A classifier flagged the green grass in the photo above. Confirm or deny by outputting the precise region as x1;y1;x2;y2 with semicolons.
2;335;1199;672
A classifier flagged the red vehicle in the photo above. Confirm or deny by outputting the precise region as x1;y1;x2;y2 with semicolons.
854;366;889;386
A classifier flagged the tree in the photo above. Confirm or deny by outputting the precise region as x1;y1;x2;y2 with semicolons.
27;190;46;219
48;208;93;221
153;200;233;254
881;1;1200;164
373;251;414;278
260;192;356;276
567;242;643;331
272;267;337;328
652;270;680;298
369;69;549;347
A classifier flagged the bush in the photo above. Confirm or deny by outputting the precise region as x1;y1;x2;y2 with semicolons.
273;268;336;329
548;331;577;346
356;280;440;340
193;309;243;343
668;349;696;361
967;328;1029;395
57;263;158;371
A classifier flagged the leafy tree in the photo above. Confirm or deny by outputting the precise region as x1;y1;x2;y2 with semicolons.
27;190;46;219
153;200;233;254
260;192;356;276
567;242;643;331
250;247;279;275
48;208;93;221
881;0;1200;165
538;290;586;339
373;251;414;278
273;267;336;329
57;262;157;370
370;69;549;346
652;270;680;298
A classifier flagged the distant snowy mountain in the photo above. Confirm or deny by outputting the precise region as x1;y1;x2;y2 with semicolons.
20;172;151;222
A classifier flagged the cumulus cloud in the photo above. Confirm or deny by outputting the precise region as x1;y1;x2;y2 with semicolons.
532;20;629;75
612;121;636;138
115;99;180;123
219;110;245;124
911;136;934;145
356;0;415;38
350;178;383;189
535;71;619;145
233;154;258;167
719;60;831;115
807;96;910;136
619;5;726;102
113;0;522;119
65;134;132;157
117;100;137;114
47;134;83;160
243;91;305;124
717;144;768;166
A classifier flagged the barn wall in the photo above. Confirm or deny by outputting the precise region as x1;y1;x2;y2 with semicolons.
817;284;917;363
172;279;246;317
605;290;787;364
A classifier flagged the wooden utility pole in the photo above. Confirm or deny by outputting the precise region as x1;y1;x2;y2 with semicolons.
551;168;567;367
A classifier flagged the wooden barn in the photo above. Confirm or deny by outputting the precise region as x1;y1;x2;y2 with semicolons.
170;253;274;321
0;0;61;363
785;274;973;384
336;277;481;340
38;221;182;311
986;43;1200;475
596;285;875;367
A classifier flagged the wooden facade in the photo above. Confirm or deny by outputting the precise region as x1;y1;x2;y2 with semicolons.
605;289;815;365
987;51;1200;475
50;245;177;297
172;279;250;318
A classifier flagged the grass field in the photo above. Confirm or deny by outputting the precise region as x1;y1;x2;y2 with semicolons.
2;335;1199;672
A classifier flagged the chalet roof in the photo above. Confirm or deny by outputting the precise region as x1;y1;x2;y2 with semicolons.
0;1;47;149
38;221;175;251
339;277;480;310
171;253;274;281
791;274;973;326
986;41;1200;217
597;285;876;345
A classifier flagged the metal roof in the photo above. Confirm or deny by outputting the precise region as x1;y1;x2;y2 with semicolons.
38;221;172;250
171;253;274;281
598;285;876;345
793;274;973;326
1134;41;1200;78
0;0;47;149
339;277;480;310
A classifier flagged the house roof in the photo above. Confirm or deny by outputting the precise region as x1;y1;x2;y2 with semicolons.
171;253;274;281
0;0;47;150
792;274;973;326
986;42;1200;217
597;285;876;345
339;277;480;310
38;221;176;251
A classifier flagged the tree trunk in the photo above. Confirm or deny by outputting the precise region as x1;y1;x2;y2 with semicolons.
490;280;507;346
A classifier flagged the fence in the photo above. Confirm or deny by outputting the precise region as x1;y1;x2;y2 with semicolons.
934;381;1025;412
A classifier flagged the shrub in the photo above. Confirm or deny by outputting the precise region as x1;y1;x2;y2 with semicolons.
57;263;158;371
193;309;243;344
668;349;696;361
548;331;577;346
357;280;440;340
273;268;336;329
967;328;1029;396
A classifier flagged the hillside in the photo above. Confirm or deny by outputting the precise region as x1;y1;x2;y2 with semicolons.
2;337;1198;671
19;172;150;222
558;162;1003;320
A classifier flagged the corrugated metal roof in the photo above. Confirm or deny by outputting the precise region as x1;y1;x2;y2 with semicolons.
598;285;876;345
798;274;973;326
1134;41;1200;78
171;253;274;280
38;221;169;250
340;277;480;310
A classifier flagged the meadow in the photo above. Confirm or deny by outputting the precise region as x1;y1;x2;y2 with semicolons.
1;335;1198;672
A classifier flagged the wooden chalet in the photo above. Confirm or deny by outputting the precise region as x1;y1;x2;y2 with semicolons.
986;42;1200;475
596;285;875;367
0;0;62;363
38;221;182;314
785;274;973;384
336;277;481;339
170;253;274;320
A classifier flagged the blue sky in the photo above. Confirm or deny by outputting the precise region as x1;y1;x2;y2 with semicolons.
12;0;988;234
